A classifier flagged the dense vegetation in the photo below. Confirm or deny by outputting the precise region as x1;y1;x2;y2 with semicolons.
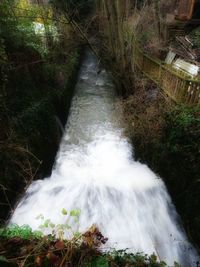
0;224;179;267
0;0;82;222
138;105;200;247
118;78;200;249
0;207;177;266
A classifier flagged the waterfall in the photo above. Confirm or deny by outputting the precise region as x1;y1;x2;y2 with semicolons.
11;50;199;266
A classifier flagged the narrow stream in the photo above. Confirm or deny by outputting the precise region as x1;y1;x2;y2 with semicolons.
11;50;199;266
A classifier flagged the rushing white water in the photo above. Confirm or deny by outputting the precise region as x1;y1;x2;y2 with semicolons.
11;50;199;266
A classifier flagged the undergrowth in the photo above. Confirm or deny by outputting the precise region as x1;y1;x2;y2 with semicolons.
120;75;200;250
0;0;82;222
0;224;180;267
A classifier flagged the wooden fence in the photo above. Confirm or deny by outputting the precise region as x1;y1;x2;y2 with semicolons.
133;45;200;105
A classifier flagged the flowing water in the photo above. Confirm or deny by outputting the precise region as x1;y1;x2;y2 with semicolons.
11;50;199;266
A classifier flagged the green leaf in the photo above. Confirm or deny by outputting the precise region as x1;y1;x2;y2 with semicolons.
61;208;68;215
43;219;51;228
70;209;81;217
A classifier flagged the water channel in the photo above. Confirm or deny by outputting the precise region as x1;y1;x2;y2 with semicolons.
11;50;199;266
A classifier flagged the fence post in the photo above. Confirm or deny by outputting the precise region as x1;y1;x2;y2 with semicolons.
133;43;200;105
